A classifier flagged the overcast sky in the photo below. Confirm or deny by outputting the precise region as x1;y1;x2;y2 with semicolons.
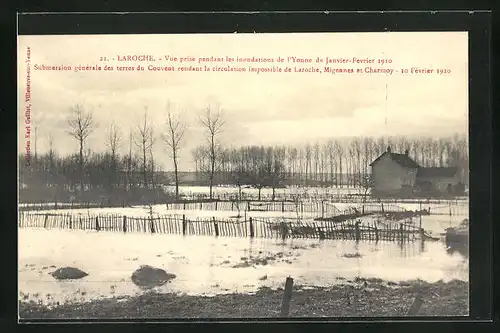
17;32;468;171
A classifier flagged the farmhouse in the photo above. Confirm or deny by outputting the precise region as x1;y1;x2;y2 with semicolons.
369;147;462;197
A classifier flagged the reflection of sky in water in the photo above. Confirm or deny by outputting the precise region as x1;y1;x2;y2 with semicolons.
18;228;468;305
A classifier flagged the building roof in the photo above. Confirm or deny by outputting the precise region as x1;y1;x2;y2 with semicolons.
369;151;420;169
416;167;458;178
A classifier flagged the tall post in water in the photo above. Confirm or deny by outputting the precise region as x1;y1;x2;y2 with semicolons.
419;201;422;230
123;215;127;233
213;217;219;237
281;221;287;240
150;217;155;234
182;214;186;235
280;276;294;317
249;217;255;238
355;220;361;241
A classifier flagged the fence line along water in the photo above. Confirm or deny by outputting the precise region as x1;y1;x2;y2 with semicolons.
19;197;469;217
18;211;428;242
176;190;469;204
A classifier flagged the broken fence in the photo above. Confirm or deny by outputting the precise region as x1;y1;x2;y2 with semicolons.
18;211;426;242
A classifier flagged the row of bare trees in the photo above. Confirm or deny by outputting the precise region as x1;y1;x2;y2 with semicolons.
19;102;469;203
192;134;469;188
19;103;221;202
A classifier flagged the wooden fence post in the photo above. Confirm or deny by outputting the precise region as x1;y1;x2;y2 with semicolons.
280;276;294;317
419;228;424;240
150;217;155;234
381;203;384;213
355;221;360;241
249;217;254;238
200;201;203;210
95;216;100;231
282;201;285;213
44;214;48;228
400;223;404;241
375;225;379;242
213;217;219;237
182;214;187;235
69;215;72;229
123;216;127;233
321;201;324;218
406;291;423;316
280;221;287;240
318;227;325;240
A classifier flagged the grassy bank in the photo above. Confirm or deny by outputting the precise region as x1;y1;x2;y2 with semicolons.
19;279;468;319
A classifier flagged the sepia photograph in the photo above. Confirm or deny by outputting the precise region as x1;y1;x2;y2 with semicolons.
17;31;469;319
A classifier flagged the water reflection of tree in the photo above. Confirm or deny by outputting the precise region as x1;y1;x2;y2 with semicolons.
375;240;420;259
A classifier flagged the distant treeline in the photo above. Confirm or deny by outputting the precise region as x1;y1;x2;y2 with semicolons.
19;134;468;202
18;103;468;203
192;134;469;188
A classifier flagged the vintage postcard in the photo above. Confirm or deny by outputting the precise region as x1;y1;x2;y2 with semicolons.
18;32;469;319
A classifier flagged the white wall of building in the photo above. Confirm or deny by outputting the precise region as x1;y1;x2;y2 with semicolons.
371;154;417;192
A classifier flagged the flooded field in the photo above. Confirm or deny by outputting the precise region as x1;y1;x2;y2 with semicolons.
19;185;469;309
18;227;468;307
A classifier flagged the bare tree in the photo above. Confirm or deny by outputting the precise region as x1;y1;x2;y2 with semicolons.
134;108;155;189
106;122;122;159
45;133;55;187
313;142;320;183
106;122;122;190
269;146;287;200
334;140;344;187
67;104;94;194
304;144;312;186
125;130;133;191
162;106;186;200
199;105;225;200
148;130;156;189
358;174;374;202
47;133;55;168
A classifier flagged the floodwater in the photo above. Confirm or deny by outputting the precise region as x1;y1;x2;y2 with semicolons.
18;227;469;306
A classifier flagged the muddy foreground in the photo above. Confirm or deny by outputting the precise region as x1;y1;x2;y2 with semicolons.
19;279;468;319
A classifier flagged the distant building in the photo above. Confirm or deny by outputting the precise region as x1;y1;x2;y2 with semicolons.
369;147;462;197
415;167;461;194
